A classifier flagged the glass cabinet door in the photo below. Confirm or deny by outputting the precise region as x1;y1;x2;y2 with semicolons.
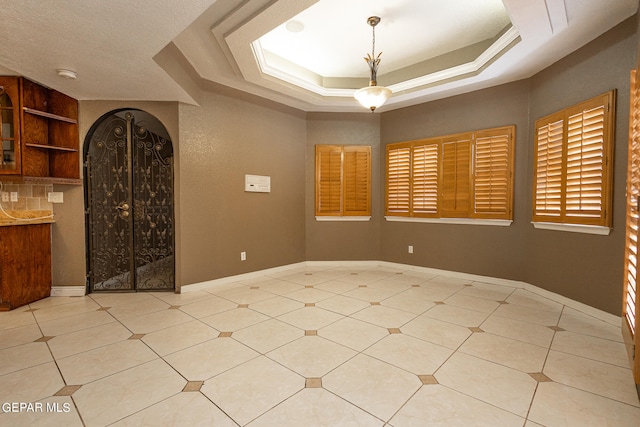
0;77;21;174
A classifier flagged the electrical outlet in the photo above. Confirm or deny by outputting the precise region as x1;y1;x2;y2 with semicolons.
408;245;414;254
240;251;247;261
10;192;18;202
1;192;8;202
48;192;64;203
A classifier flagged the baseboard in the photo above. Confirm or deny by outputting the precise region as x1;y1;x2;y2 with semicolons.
181;259;621;327
51;286;86;297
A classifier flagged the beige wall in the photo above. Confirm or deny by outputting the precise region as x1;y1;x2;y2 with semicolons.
379;80;530;280
178;89;306;287
305;113;381;260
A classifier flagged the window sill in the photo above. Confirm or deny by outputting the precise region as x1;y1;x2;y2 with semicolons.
315;216;371;222
385;216;512;226
531;222;611;235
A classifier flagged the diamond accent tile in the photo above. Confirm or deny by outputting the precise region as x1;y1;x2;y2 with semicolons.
529;372;553;382
129;334;145;340
370;302;381;306
305;330;318;336
218;332;233;338
468;327;484;333
434;301;445;305
96;306;111;311
306;377;322;388
418;375;439;385
238;304;249;308
305;303;315;307
54;384;82;396
169;305;181;309
548;325;566;331
34;336;55;342
183;381;204;392
388;328;401;334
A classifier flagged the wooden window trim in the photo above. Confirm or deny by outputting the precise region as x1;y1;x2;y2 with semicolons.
532;90;615;227
385;125;515;221
315;145;371;217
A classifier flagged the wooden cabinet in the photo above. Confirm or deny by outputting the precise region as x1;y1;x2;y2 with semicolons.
0;77;80;184
0;223;52;311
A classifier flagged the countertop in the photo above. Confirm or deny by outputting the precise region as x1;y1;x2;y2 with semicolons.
0;210;55;226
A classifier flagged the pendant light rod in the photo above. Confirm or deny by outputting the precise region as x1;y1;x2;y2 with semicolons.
354;15;392;112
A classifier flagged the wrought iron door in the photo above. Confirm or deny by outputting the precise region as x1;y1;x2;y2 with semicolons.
85;110;174;292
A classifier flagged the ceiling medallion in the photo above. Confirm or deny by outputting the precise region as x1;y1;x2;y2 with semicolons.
354;16;392;112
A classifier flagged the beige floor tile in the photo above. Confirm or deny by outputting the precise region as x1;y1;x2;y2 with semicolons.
119;308;194;334
267;335;356;377
33;299;101;323
255;280;305;295
0;362;65;404
200;307;269;332
57;339;158;385
0;396;83;427
426;276;472;287
390;385;525;427
178;295;237;318
480;314;555;348
29;296;85;310
351;305;417;328
436;352;537;417
314;279;359;294
319;317;388;351
365;333;453;374
459;332;548;372
47;321;132;359
232;318;304;353
323;354;421;421
213;286;275;304
278;272;329;286
201;356;304;425
247;388;384;427
37;310;115;336
315;294;371;316
141;320;220;356
106;297;170;320
72;359;185;426
164;337;259;380
492;303;561;326
342;285;402;303
249;295;304;317
422;304;489;327
444;293;501;314
111;392;236;427
529;382;640;427
0;308;36;331
457;281;516;301
559;309;624;342
0;323;43;350
381;288;437;314
149;289;217;306
0;342;53;376
284;287;336;303
505;289;563;313
551;330;629;367
544;350;639;406
89;292;154;308
277;306;343;330
402;314;472;349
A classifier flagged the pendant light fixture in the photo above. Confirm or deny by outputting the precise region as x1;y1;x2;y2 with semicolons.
354;16;392;112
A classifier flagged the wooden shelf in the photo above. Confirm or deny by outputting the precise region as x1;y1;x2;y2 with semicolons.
21;175;82;185
23;107;78;124
25;143;79;152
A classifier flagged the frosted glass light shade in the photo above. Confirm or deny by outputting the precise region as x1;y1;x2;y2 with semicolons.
354;85;392;111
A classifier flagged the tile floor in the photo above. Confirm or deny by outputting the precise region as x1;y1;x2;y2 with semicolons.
1;264;639;426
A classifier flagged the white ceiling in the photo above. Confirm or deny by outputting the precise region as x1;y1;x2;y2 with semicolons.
0;0;637;113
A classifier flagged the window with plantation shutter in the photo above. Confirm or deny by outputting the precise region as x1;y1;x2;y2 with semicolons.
474;128;514;218
622;70;640;386
532;91;615;228
385;125;514;222
315;145;371;217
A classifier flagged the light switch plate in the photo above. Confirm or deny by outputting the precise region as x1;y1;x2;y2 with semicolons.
48;192;64;203
10;192;18;202
1;192;8;202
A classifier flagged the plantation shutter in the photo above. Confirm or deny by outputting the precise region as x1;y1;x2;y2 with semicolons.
473;127;513;218
565;100;607;223
386;145;411;215
533;117;564;220
343;146;371;215
412;142;439;216
315;145;343;215
441;137;471;217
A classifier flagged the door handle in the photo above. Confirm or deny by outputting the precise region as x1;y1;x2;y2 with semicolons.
116;203;130;211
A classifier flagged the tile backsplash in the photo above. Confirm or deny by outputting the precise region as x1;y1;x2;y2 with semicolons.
0;182;54;212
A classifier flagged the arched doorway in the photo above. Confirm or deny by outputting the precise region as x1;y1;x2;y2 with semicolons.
84;109;175;292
